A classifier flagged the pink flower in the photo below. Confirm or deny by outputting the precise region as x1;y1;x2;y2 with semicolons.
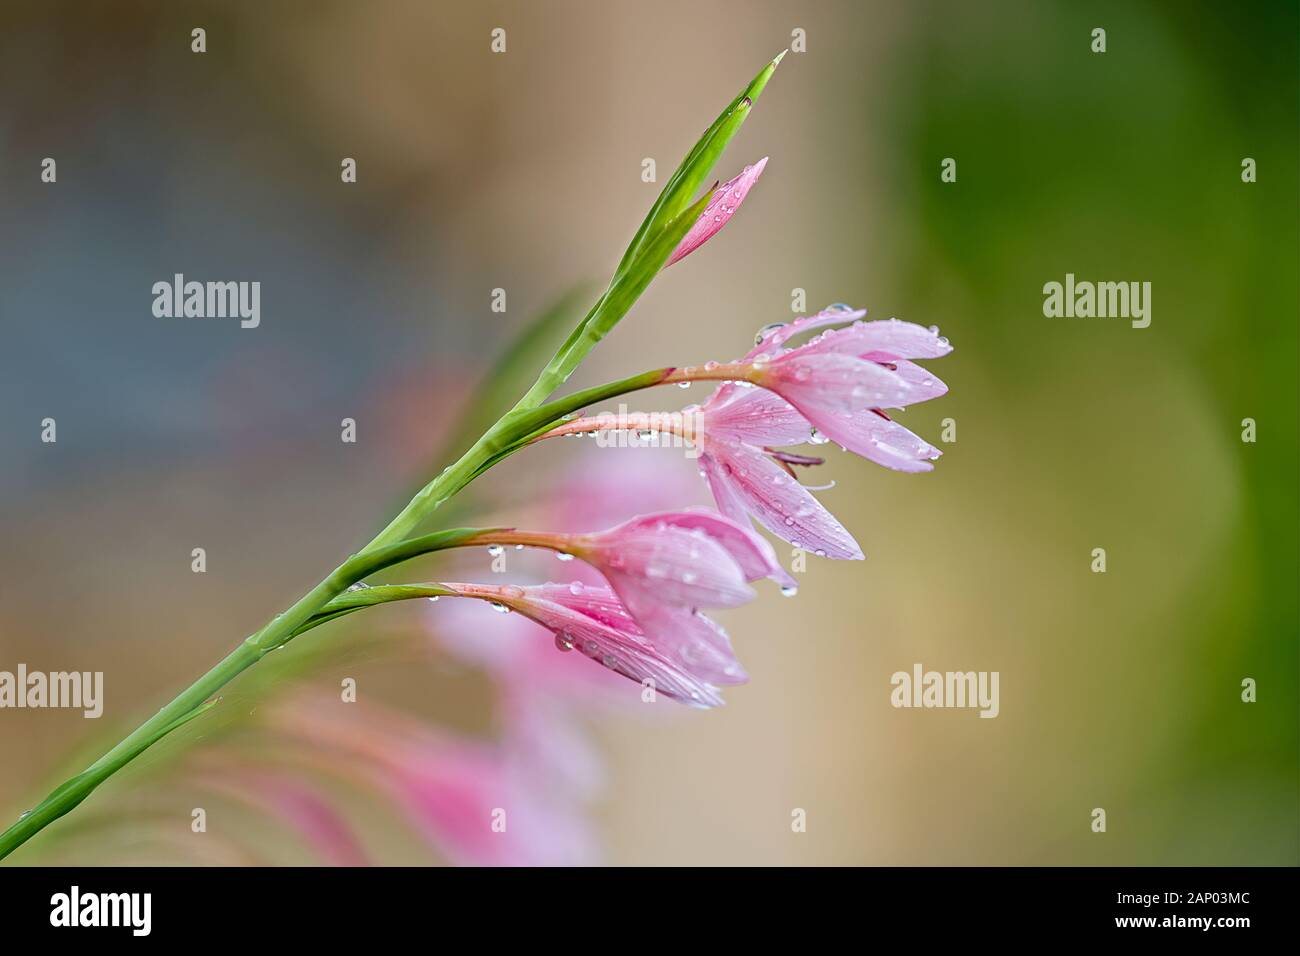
667;158;768;266
428;454;710;714
569;509;793;671
693;307;952;557
466;511;787;686
442;581;730;707
574;509;787;606
746;311;952;462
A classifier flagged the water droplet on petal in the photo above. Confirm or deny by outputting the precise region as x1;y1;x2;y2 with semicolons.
554;633;574;652
754;322;786;344
486;544;504;557
568;581;585;596
556;552;575;562
781;584;799;597
677;381;692;389
809;429;829;445
426;595;440;603
489;601;510;614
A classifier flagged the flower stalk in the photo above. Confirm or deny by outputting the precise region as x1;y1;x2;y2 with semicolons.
0;52;787;861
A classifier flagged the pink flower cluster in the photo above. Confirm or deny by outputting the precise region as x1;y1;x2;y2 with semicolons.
147;146;952;869
425;163;954;710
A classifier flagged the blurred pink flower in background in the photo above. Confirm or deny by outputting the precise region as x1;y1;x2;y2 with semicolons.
273;696;597;866
193;763;369;867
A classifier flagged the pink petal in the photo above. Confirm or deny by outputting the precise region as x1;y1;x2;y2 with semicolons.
701;450;756;526
630;601;749;685
862;352;949;404
588;523;755;609
517;590;726;707
809;409;941;473
609;509;785;585
529;581;642;632
806;319;952;360
667;158;767;267
702;386;812;446
702;440;863;560
742;305;868;361
766;352;916;415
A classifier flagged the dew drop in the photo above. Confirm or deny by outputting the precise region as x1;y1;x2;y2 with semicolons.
754;322;786;344
426;595;440;603
556;552;575;562
489;601;510;614
677;381;692;389
346;582;370;592
780;584;799;597
554;633;574;652
809;429;829;445
568;581;585;596
486;544;504;557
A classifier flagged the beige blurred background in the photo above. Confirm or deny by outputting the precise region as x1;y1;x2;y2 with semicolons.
1;0;1295;864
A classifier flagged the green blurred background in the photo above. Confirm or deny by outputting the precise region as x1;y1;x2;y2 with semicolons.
1;0;1295;864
